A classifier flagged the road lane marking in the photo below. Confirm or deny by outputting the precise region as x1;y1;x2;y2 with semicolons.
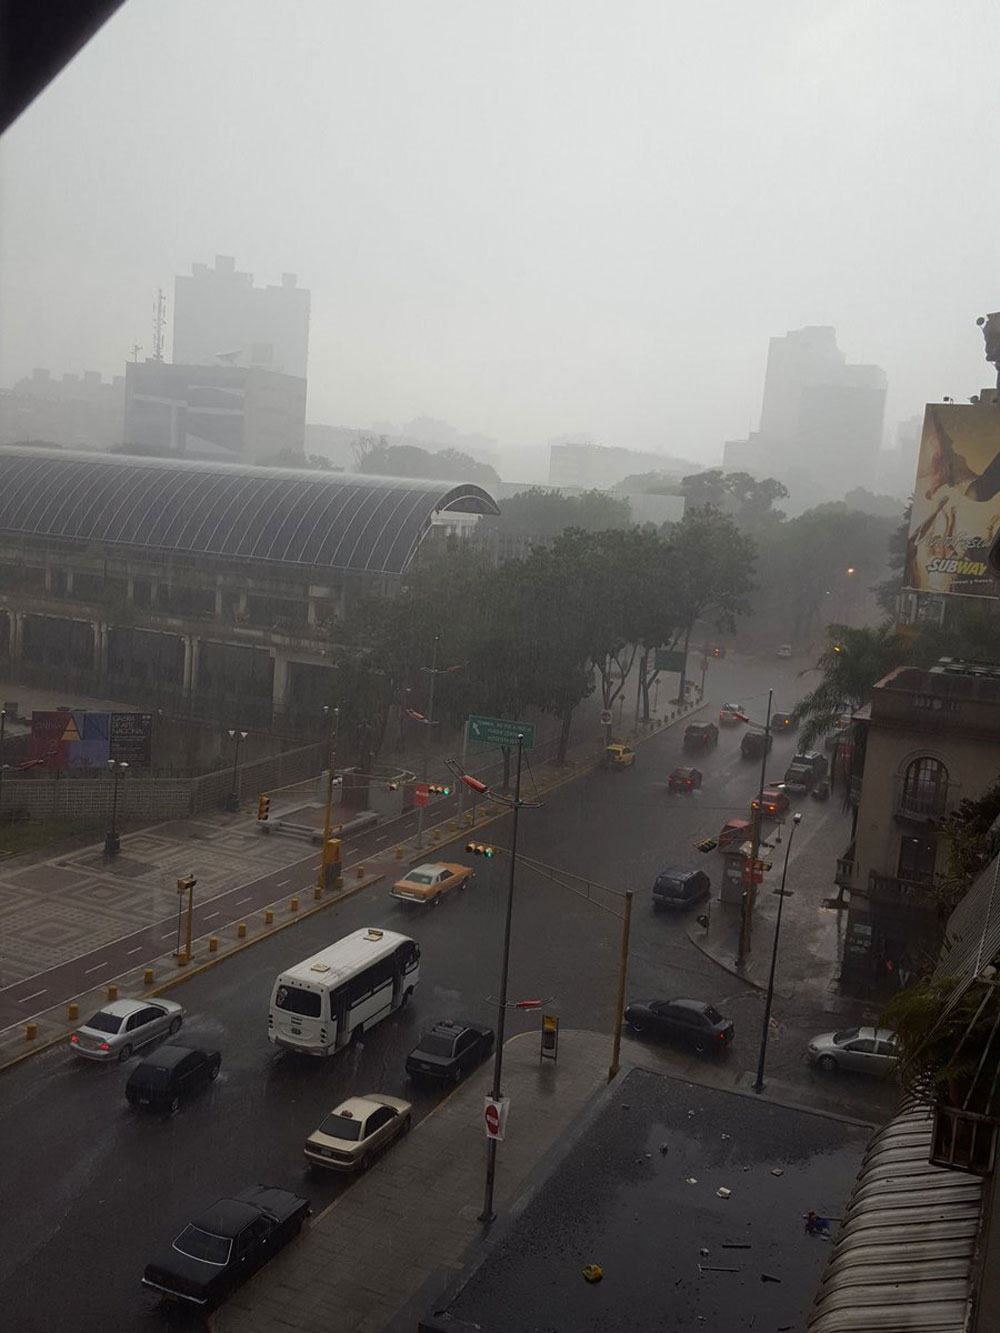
204;912;220;920
84;962;108;975
161;932;174;940
235;895;252;904
18;989;47;1003
278;879;291;887
127;946;143;955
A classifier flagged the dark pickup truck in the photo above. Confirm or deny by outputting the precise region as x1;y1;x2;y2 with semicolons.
783;751;829;794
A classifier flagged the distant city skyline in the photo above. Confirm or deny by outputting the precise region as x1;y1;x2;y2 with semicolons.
2;1;998;477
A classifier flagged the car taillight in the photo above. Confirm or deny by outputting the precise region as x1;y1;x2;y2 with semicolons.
719;1031;726;1041
70;1034;78;1044
100;1042;110;1051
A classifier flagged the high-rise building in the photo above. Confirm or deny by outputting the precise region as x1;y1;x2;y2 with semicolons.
172;255;310;380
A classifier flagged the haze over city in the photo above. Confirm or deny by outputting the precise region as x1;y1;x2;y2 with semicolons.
2;0;1000;479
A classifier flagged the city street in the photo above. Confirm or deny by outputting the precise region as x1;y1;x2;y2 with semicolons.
0;652;896;1332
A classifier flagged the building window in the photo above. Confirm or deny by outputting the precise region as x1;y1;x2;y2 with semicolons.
897;835;937;886
900;756;948;818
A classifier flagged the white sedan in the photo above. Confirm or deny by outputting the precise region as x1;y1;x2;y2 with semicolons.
304;1093;412;1171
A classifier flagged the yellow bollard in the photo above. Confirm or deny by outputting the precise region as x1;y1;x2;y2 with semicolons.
209;936;218;953
313;885;322;901
395;846;404;859
143;967;154;986
290;897;299;913
265;909;274;925
356;865;365;879
449;820;458;832
25;1022;37;1041
68;1003;78;1023
237;922;247;938
107;983;118;1002
177;949;190;966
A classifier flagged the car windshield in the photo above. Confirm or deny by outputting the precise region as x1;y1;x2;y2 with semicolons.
174;1225;232;1266
418;1034;456;1057
833;1027;861;1044
318;1112;364;1141
703;1005;723;1024
275;985;321;1017
655;876;682;891
407;872;435;885
85;1011;124;1034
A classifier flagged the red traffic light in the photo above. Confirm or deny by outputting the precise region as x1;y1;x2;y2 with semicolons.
515;999;542;1009
461;775;489;794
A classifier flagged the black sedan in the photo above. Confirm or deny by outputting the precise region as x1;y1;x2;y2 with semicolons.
405;1019;495;1084
624;997;734;1053
141;1185;310;1308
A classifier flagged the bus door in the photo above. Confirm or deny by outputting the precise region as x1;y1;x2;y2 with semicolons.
331;984;349;1050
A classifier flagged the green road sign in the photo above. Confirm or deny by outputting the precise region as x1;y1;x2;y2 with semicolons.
654;648;686;673
468;714;535;750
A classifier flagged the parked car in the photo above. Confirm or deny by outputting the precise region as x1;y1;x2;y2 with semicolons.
740;729;772;760
717;818;752;850
667;766;702;793
652;869;711;911
783;751;829;793
304;1093;412;1172
391;861;473;905
604;742;636;769
405;1019;495;1084
683;721;719;752
777;644;793;659
624;997;734;1052
806;1026;899;1075
126;1044;221;1113
70;998;185;1063
718;703;748;725
141;1185;310;1308
751;787;790;817
771;709;799;734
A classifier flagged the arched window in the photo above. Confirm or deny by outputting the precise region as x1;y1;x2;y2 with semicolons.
901;756;948;817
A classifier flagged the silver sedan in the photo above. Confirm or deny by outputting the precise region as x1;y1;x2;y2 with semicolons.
806;1025;899;1075
70;997;185;1063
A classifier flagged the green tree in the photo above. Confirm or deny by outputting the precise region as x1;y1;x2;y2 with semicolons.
476;487;631;548
797;623;908;748
353;439;500;487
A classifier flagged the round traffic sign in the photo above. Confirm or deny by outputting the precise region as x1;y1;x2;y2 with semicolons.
485;1102;501;1136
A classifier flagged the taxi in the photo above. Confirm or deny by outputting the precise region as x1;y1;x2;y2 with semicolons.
751;786;790;817
604;743;636;770
718;702;748;725
717;818;752;849
391;861;473;905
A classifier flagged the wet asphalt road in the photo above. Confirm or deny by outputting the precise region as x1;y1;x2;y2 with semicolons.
0;653;887;1332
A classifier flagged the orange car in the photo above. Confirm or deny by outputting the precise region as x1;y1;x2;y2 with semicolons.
391;862;473;905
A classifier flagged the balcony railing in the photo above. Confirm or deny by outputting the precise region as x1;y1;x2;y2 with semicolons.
867;871;937;904
894;775;951;823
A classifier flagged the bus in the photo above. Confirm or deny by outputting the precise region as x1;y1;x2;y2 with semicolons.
268;927;420;1056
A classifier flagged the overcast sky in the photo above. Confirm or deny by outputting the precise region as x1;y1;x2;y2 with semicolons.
1;0;998;474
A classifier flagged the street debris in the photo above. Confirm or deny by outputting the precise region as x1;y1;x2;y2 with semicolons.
685;1176;698;1185
698;1264;739;1274
582;1264;603;1283
761;1273;781;1283
659;1142;669;1155
720;1132;731;1140
716;1187;732;1199
699;1247;710;1257
771;1167;784;1176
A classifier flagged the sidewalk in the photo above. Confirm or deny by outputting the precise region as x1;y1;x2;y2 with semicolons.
211;1028;882;1333
685;800;856;1016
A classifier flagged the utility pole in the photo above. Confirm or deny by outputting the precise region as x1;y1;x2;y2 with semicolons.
416;636;440;849
104;760;128;855
608;889;634;1080
318;705;340;890
226;728;248;812
738;689;773;969
0;709;6;828
754;812;802;1093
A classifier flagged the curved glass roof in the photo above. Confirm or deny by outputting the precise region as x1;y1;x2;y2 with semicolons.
0;449;499;575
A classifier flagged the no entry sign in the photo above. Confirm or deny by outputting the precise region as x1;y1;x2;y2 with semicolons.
484;1096;509;1141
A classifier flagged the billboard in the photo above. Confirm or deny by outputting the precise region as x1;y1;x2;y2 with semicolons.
905;400;1000;597
28;711;152;771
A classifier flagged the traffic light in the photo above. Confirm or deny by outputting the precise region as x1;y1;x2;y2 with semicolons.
466;842;495;858
695;837;718;853
428;783;453;796
257;794;270;821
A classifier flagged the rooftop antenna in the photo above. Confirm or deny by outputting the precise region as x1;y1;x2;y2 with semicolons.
152;287;166;362
130;341;142;363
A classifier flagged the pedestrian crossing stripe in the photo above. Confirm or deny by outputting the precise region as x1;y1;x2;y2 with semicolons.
61;716;81;742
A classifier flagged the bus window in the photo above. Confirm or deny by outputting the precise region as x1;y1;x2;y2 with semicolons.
275;985;321;1017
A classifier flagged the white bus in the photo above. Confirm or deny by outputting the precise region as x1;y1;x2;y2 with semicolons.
268;927;420;1056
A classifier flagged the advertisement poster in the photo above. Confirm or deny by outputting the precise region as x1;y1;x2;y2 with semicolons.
28;711;152;771
905;401;1000;596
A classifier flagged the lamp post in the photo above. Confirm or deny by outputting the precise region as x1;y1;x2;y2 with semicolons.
416;636;440;849
753;810;802;1094
318;705;340;891
0;708;6;825
738;688;773;969
455;736;540;1225
104;759;128;855
226;728;248;812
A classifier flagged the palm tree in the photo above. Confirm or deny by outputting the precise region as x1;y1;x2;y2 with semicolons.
797;623;908;749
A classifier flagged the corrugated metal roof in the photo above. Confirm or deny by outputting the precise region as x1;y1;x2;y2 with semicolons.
936;852;1000;1012
0;448;499;576
807;1101;983;1333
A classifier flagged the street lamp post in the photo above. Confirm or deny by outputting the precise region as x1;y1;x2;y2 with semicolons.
753;810;802;1094
0;708;6;827
104;760;128;855
416;636;440;849
318;705;340;891
226;728;249;812
738;688;773;969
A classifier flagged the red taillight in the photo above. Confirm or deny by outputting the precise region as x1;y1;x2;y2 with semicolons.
100;1042;110;1051
70;1034;78;1044
719;1031;726;1041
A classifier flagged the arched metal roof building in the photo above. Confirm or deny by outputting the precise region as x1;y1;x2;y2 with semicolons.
0;448;499;575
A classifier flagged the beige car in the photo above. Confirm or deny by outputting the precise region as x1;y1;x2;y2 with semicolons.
304;1093;412;1171
391;861;473;905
